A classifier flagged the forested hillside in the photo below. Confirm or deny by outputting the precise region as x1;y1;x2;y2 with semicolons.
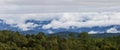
0;30;120;50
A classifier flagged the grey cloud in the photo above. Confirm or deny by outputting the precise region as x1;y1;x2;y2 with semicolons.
0;0;120;14
8;0;120;6
1;5;120;14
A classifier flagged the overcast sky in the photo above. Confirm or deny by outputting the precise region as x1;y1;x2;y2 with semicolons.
0;0;120;13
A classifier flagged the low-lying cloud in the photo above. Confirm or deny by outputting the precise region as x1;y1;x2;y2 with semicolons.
0;12;120;32
107;27;120;33
42;12;120;29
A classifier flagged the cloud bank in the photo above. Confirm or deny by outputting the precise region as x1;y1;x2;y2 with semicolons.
107;27;120;33
42;12;120;29
0;12;120;32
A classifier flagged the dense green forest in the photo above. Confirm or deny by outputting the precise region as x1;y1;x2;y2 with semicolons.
0;30;120;50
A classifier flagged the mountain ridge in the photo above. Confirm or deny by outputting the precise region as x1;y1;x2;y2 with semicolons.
0;20;120;34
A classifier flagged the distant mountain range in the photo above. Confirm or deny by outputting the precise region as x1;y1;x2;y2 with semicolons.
53;32;120;38
0;20;120;34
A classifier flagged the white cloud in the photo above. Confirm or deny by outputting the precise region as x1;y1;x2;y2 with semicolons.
107;27;120;33
47;30;54;34
88;31;98;34
15;23;39;31
0;12;120;31
42;12;120;29
0;13;61;31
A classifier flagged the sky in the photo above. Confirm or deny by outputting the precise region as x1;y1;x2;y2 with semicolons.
0;0;120;33
0;0;120;13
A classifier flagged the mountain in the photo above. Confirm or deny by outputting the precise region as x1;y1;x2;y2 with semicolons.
53;32;120;38
0;19;120;34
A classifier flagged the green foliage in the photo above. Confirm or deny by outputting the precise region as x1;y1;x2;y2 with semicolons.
0;30;120;50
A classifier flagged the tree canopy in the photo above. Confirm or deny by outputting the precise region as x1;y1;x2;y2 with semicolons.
0;30;120;50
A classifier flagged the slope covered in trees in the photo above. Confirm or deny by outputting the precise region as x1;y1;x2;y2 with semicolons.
0;30;120;50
